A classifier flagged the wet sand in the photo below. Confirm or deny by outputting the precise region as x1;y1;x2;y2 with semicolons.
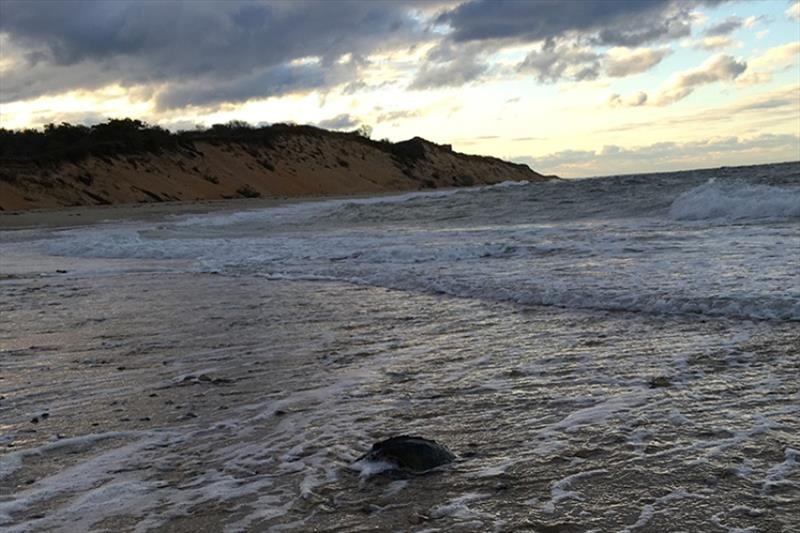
0;197;306;231
0;187;464;231
2;269;798;531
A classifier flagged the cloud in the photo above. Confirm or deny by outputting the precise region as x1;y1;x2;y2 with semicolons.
694;36;735;50
598;85;800;132
315;113;361;130
608;53;753;107
735;71;773;86
654;54;746;104
410;55;489;89
712;86;800;115
425;42;670;88
437;0;706;47
604;47;671;76
608;91;649;107
787;1;800;21
704;16;742;36
516;149;597;169
514;134;800;177
742;15;759;29
409;42;491;89
407;0;716;87
518;45;670;84
1;0;737;112
730;88;800;113
518;43;600;83
0;0;428;107
341;79;397;95
748;41;800;71
375;109;422;123
736;41;800;85
690;10;709;26
155;58;364;110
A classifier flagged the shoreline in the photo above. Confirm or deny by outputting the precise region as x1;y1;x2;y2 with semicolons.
0;197;290;231
0;188;452;231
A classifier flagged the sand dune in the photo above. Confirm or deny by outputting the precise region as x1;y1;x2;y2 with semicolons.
0;129;552;212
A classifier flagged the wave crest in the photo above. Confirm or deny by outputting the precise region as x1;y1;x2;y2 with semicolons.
669;180;800;222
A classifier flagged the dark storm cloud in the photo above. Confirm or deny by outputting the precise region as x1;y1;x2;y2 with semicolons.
413;0;719;88
155;59;361;110
705;16;743;36
1;0;731;109
436;0;712;47
0;0;426;106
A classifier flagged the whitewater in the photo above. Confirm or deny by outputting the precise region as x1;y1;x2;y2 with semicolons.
1;161;798;531
35;161;800;321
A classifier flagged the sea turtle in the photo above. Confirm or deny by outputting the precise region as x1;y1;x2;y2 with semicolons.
356;435;456;473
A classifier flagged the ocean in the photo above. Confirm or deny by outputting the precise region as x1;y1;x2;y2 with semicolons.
1;161;798;531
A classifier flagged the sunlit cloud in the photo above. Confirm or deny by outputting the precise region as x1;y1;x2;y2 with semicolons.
693;36;736;50
742;15;759;29
787;1;800;21
609;53;749;107
737;42;800;85
653;54;747;105
604;47;672;77
749;41;800;71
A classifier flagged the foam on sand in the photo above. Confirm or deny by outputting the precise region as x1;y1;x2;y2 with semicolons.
548;469;606;513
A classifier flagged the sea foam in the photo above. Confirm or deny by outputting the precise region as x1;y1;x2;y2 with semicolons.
668;179;800;222
10;163;800;322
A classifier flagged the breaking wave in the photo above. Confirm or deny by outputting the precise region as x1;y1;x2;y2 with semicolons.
669;179;800;222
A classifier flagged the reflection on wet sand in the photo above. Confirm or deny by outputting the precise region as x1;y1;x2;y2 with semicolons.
2;273;797;531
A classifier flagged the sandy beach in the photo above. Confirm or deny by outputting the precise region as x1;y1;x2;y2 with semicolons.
0;196;346;231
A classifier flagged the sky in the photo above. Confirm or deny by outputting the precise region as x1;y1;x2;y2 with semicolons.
0;0;798;177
